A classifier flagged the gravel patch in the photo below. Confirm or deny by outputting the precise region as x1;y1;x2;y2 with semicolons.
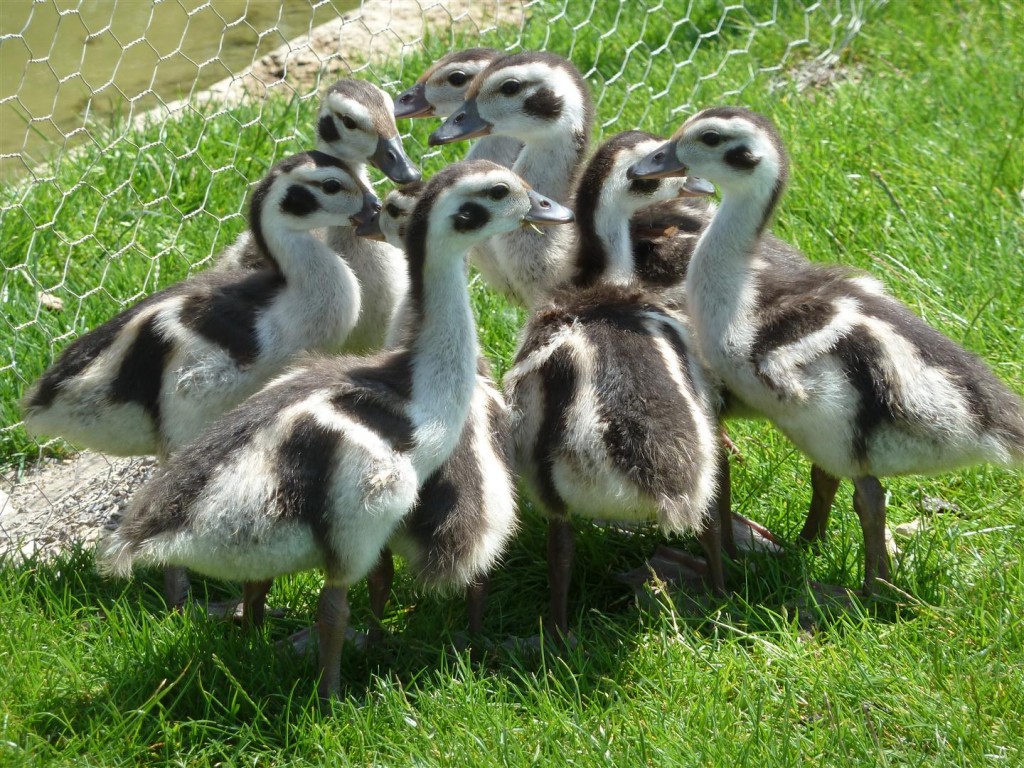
1;453;156;563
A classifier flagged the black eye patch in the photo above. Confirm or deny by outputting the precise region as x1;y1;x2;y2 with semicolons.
724;146;760;170
281;185;321;217
453;201;490;232
386;202;403;218
629;178;661;195
318;114;341;143
523;87;563;120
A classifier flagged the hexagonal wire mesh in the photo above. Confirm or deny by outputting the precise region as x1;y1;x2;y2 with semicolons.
0;0;880;554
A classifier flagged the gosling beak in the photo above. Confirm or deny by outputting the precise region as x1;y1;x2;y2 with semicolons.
351;192;382;228
393;82;435;119
627;140;687;180
355;210;386;241
371;135;421;184
428;100;493;146
679;176;715;197
523;190;574;227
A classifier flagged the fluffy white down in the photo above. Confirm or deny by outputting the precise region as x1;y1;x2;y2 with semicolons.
109;395;418;584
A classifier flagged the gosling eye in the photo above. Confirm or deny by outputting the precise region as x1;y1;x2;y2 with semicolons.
321;179;343;195
700;130;723;147
385;202;403;218
447;70;469;87
488;183;509;201
499;79;522;96
340;115;357;130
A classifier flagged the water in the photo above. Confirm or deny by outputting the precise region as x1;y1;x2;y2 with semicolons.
0;0;355;178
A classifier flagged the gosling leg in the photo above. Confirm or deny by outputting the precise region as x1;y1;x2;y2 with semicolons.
852;476;890;594
316;576;349;700
466;576;489;639
715;449;737;559
547;515;574;639
697;515;727;596
242;579;273;630
163;566;190;610
799;464;841;544
366;549;394;647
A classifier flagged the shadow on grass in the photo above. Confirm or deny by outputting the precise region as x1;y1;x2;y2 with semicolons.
3;512;949;753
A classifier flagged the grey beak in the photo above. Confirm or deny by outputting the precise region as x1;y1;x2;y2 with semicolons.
393;82;435;119
524;190;574;226
428;100;493;146
351;192;382;227
680;176;716;197
355;210;386;240
371;135;421;184
627;140;687;180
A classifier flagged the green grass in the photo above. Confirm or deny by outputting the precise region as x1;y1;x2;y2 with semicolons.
2;0;1024;765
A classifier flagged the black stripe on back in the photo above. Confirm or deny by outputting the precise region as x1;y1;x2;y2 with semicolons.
330;351;415;451
120;380;295;542
532;345;576;515
26;303;143;410
109;315;175;429
403;418;484;581
587;312;700;499
330;387;415;453
275;414;340;546
345;351;415;401
179;269;286;365
853;287;1021;436
749;268;844;370
831;330;899;460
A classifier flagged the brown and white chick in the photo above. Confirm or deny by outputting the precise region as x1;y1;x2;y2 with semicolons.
424;53;774;561
222;79;419;353
429;50;595;306
505;131;724;636
97;161;572;698
394;48;523;168
629;106;1024;592
24;152;378;603
428;50;717;311
355;182;518;643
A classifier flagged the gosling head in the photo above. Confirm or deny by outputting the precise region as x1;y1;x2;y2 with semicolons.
578;130;715;222
629;107;787;191
251;151;380;254
410;160;574;255
317;79;421;184
355;181;425;246
428;51;594;149
394;48;503;119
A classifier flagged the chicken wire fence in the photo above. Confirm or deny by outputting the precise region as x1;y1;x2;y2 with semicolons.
0;0;879;546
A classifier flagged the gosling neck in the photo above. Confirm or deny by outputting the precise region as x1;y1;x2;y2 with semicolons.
402;220;480;478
